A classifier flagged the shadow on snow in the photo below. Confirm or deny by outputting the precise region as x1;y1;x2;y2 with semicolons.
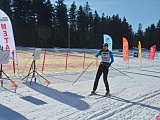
0;104;27;120
21;96;47;105
23;82;90;111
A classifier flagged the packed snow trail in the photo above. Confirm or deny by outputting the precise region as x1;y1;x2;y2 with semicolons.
0;54;160;120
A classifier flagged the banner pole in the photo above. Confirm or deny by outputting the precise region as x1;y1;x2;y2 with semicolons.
65;51;69;71
0;64;3;87
42;49;46;73
12;50;16;75
83;53;85;70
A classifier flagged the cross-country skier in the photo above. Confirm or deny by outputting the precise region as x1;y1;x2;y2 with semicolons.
91;43;114;95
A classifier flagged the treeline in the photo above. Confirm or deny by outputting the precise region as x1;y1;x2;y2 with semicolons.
0;0;160;50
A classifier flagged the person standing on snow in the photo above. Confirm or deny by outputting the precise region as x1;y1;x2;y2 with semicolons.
91;43;114;95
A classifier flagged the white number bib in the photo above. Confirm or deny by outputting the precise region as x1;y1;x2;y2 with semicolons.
101;52;110;63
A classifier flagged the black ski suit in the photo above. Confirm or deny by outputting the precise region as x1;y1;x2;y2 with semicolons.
93;49;114;92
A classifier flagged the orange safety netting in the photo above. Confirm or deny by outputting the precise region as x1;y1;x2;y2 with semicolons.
2;50;99;74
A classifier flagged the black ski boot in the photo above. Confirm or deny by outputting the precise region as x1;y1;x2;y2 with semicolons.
91;90;96;94
105;91;110;96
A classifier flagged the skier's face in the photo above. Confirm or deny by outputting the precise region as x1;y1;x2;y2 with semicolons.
103;45;108;50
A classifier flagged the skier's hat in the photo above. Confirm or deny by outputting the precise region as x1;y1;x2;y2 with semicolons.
103;43;108;47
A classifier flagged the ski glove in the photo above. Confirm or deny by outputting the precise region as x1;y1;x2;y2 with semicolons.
109;62;111;67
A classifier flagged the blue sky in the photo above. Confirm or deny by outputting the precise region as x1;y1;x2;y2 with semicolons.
51;0;160;32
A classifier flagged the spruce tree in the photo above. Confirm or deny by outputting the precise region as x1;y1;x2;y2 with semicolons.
0;0;12;19
69;1;77;48
54;0;68;47
76;5;86;48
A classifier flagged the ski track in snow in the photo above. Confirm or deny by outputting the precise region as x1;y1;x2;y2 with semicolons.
1;50;160;120
54;66;160;120
86;89;160;120
59;86;160;120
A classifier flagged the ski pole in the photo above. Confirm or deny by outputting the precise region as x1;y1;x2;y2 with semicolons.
72;58;96;85
111;66;133;79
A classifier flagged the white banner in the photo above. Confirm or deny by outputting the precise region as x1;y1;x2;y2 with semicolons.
0;50;10;64
33;48;41;60
103;34;113;51
0;9;16;60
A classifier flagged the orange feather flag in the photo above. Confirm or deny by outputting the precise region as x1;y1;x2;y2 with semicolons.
122;37;129;61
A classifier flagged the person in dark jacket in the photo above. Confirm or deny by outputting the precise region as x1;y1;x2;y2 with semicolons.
91;43;114;95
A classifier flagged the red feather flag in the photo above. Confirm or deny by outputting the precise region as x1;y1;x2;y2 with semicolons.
148;45;156;60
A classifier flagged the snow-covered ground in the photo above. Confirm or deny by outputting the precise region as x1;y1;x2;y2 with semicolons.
0;49;160;120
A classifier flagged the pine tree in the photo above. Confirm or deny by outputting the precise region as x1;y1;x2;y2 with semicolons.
76;5;86;48
92;11;102;48
69;1;77;48
110;14;122;48
156;20;160;50
0;0;12;19
144;24;156;49
54;0;68;47
12;0;32;46
121;17;133;48
35;0;54;47
137;23;143;39
101;13;106;34
83;2;92;47
84;2;92;31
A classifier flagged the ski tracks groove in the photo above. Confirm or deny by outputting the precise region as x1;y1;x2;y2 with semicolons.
87;89;160;120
